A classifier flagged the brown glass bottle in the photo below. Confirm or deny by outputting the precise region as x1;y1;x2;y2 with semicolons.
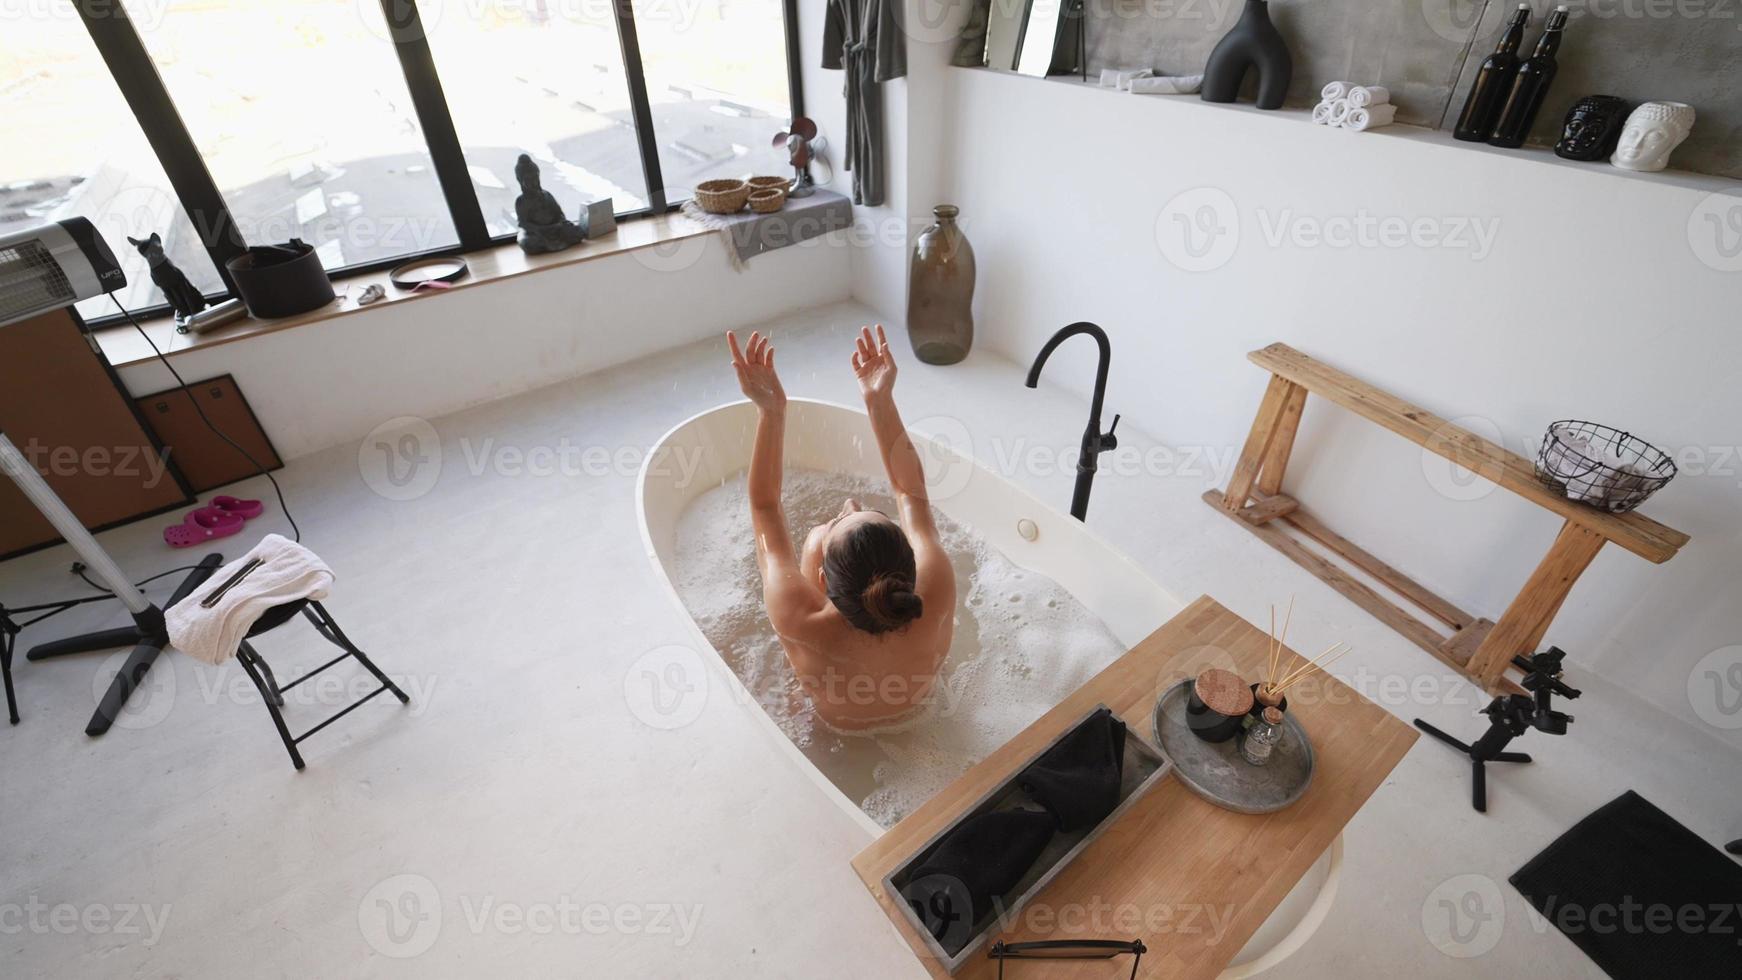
1489;5;1570;149
1454;4;1530;142
906;205;976;365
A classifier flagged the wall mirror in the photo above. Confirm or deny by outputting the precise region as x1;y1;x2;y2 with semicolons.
981;0;1084;77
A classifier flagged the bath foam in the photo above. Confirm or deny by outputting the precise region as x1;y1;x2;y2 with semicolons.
672;469;1126;828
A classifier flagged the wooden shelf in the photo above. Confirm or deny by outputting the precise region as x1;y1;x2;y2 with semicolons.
94;212;716;369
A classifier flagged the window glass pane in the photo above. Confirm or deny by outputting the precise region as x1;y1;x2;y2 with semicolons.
123;0;459;270
421;2;652;237
633;0;794;199
1;11;226;320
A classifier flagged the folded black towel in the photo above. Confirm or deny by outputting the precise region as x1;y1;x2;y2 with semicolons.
1511;790;1742;979
902;809;1055;956
1020;707;1128;832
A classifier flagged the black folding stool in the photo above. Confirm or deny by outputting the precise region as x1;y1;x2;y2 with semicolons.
234;599;409;770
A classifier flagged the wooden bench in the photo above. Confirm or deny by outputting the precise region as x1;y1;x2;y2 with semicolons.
1207;343;1689;693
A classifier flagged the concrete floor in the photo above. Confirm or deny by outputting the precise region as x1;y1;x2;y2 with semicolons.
1;301;1737;978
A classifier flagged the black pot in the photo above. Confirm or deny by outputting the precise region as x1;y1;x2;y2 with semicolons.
1187;682;1249;743
226;240;335;319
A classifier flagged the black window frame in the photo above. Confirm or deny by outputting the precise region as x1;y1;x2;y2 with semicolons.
67;0;806;328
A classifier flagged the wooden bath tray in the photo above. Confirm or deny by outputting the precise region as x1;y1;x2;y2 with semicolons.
852;595;1418;980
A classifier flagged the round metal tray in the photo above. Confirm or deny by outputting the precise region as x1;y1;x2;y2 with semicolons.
1152;679;1314;814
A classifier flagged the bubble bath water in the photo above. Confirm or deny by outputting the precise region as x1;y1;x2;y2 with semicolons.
672;469;1126;828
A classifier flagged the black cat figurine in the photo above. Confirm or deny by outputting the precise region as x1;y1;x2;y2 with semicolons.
127;233;208;319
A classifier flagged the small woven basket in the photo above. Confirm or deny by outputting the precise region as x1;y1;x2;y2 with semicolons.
748;175;789;193
748;187;786;214
1535;420;1676;513
694;178;750;214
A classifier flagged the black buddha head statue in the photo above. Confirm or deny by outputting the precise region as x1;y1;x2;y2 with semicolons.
1554;96;1628;161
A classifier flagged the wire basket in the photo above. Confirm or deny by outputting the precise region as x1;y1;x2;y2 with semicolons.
1535;420;1676;514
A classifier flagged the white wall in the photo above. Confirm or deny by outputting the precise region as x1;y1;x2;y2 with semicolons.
117;233;851;459
925;69;1742;742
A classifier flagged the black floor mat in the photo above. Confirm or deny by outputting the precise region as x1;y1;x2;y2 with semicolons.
1510;790;1742;978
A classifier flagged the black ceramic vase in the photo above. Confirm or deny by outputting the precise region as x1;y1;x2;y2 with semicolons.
1201;0;1292;110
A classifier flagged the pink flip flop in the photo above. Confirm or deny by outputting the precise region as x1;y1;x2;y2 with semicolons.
164;508;246;548
211;495;264;519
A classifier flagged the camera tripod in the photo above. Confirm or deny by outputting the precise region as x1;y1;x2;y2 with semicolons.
1414;647;1580;813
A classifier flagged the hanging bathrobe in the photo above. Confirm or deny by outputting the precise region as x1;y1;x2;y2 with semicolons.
822;0;906;207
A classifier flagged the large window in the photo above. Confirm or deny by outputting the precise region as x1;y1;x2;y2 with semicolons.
1;12;226;319
124;0;460;270
6;0;800;324
422;2;651;237
634;0;796;198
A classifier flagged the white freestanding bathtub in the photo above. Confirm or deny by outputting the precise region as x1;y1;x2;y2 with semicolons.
636;398;1338;976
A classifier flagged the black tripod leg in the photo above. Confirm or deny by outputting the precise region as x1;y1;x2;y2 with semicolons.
27;626;144;661
2;628;17;724
1727;840;1742;856
1472;760;1487;813
1413;719;1474;754
87;639;163;736
83;555;224;737
1493;752;1533;763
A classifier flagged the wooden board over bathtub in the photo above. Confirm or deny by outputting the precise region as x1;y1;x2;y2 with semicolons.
851;595;1418;980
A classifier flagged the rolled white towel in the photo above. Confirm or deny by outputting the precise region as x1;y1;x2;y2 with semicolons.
1129;74;1203;95
1344;103;1397;132
1326;99;1353;128
1347;85;1391;108
1311;100;1337;125
1321;80;1352;102
1099;69;1121;88
1116;68;1154;90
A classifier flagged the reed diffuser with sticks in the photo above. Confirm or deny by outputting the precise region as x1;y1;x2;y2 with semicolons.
1251;597;1353;720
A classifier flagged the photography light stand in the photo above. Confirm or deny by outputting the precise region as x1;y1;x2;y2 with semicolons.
0;427;221;735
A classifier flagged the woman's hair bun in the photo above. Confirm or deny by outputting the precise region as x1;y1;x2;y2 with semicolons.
861;573;923;631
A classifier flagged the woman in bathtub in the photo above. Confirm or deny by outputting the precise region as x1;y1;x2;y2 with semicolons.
727;325;956;733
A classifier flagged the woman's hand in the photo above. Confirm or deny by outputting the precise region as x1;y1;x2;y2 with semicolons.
728;331;786;413
852;325;898;403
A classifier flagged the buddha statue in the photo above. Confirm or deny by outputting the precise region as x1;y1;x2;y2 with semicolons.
1611;101;1695;174
1554;96;1627;162
513;154;587;254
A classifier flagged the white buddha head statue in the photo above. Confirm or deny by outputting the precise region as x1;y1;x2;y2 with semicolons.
1611;101;1695;173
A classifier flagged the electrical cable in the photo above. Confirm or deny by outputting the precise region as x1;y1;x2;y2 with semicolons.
111;294;300;542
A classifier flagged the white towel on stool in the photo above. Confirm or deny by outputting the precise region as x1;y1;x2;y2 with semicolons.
1347;85;1390;108
165;534;334;666
1320;80;1352;101
1344;104;1397;132
1129;74;1202;95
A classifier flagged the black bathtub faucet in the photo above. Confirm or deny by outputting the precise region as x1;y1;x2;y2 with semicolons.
1025;321;1120;522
